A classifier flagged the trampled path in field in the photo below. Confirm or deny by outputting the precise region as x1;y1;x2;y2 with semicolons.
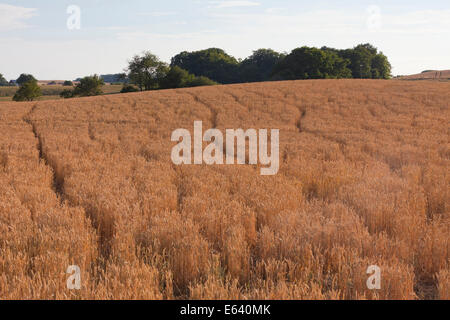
0;80;448;299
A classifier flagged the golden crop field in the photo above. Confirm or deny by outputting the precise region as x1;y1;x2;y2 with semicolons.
0;79;448;300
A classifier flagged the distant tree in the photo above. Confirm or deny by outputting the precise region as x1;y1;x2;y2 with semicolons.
63;80;74;86
160;66;218;89
239;49;285;82
339;44;391;79
101;73;128;83
13;79;42;101
60;89;74;99
16;74;37;86
160;66;195;89
171;48;239;84
0;73;9;86
72;75;104;97
371;53;392;79
320;46;340;54
186;76;217;87
271;47;352;80
125;51;169;91
117;73;128;82
120;84;139;93
340;49;370;79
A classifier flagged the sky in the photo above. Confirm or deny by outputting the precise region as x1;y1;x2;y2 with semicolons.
0;0;449;80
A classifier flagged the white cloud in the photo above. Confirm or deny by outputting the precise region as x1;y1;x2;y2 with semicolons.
207;10;363;35
116;30;218;41
99;26;132;31
206;8;450;37
388;9;450;30
0;4;37;30
138;11;177;17
210;1;260;9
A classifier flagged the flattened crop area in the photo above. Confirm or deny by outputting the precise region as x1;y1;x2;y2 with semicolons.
0;80;448;299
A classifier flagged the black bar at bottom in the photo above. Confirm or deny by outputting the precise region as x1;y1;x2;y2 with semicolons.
0;300;445;319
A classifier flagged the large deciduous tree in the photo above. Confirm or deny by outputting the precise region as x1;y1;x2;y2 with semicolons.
340;44;391;79
239;49;285;83
271;47;352;80
371;53;392;79
125;51;169;91
73;75;104;96
13;79;42;101
159;66;217;89
171;48;239;84
16;74;37;86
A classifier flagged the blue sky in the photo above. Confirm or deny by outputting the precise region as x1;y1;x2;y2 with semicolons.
0;0;449;80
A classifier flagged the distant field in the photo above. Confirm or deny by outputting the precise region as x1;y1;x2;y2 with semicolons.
0;86;18;97
0;80;448;300
0;84;123;100
102;84;124;95
399;70;450;81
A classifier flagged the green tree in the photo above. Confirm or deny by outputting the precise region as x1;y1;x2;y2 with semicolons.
160;66;217;89
239;49;285;82
120;84;139;93
63;80;74;86
171;48;239;84
13;80;42;101
0;73;9;86
371;53;392;79
339;44;391;79
271;47;351;80
125;51;169;91
186;76;217;87
72;75;104;97
16;74;37;86
160;66;195;89
60;89;74;99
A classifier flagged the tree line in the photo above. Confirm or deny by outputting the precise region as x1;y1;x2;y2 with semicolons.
3;43;391;101
117;43;390;93
170;43;391;83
